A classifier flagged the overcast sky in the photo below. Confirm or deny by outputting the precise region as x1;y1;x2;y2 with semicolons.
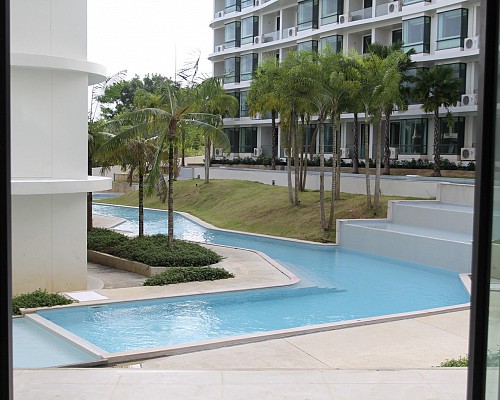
87;0;214;82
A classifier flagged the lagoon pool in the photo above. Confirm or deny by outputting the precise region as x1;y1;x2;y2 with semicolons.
30;203;470;355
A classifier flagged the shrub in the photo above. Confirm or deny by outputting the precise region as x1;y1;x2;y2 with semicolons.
109;235;222;267
143;266;234;286
439;355;469;367
88;227;129;252
12;289;73;316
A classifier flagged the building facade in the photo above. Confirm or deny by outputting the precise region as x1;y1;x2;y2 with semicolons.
209;0;480;164
10;0;110;295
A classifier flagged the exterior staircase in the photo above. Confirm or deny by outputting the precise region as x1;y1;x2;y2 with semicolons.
336;183;474;273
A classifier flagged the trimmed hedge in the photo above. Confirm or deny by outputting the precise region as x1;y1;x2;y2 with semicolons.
88;227;129;252
109;234;222;267
144;267;234;286
12;289;73;316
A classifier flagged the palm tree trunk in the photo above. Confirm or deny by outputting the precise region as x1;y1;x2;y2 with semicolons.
383;111;391;175
204;135;211;184
168;133;175;246
328;119;338;231
319;122;326;230
287;145;294;206
335;124;341;201
364;113;372;209
293;114;300;206
352;113;359;174
138;169;144;238
181;129;186;167
271;110;277;170
433;110;441;177
303;124;319;191
373;118;383;210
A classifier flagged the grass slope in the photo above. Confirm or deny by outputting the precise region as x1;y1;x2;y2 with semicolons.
95;179;414;242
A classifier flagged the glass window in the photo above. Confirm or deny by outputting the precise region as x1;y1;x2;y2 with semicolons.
392;29;402;45
320;35;343;53
224;57;240;84
324;123;341;153
301;124;317;152
225;128;240;153
241;16;259;45
402;16;431;53
363;35;372;54
226;92;240;118
241;0;253;9
444;62;467;96
298;40;319;53
390;121;401;148
321;0;343;25
225;0;241;13
240;53;258;81
400;118;428;155
240;127;257;152
439;116;465;155
403;67;429;105
298;0;319;31
437;9;468;50
240;91;249;117
224;21;241;48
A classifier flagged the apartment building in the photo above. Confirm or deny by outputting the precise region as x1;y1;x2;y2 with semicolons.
209;0;480;163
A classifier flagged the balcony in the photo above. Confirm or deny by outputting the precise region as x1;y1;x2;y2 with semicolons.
262;30;280;43
350;7;373;22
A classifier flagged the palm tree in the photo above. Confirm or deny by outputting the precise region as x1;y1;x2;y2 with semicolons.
247;56;282;170
412;65;462;177
87;70;127;231
194;76;238;183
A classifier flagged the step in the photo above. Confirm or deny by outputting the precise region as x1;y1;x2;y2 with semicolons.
389;201;473;235
337;220;472;273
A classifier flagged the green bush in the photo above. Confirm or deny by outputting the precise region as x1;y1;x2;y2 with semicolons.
144;266;234;286
12;289;73;316
88;227;129;252
440;355;469;367
108;234;222;267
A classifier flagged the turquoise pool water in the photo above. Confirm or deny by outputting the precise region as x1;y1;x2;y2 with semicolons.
31;203;470;354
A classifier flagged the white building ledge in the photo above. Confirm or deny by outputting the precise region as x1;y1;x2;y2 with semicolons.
11;53;106;85
11;176;112;195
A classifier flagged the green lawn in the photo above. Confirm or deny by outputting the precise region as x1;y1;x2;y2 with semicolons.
95;179;416;242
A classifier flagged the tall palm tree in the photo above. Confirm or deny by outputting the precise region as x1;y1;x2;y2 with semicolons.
412;65;462;177
247;56;282;170
87;70;127;231
194;76;238;183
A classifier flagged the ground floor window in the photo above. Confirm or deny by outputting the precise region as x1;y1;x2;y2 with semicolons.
239;127;257;153
391;119;428;154
439;116;465;155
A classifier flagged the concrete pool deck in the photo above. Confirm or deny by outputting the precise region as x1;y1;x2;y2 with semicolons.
13;215;471;399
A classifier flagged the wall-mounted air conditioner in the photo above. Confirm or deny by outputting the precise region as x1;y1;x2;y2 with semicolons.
389;147;399;159
387;1;401;14
461;93;478;106
254;0;261;6
214;148;224;157
339;13;352;24
217;10;224;18
284;148;292;158
253;147;262;157
463;36;479;51
251;112;262;120
340;148;350;159
215;44;224;53
288;27;297;37
460;147;476;161
253;36;261;45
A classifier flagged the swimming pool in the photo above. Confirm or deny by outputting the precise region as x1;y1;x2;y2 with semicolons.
30;204;470;356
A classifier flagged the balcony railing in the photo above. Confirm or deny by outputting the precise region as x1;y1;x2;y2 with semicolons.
350;7;373;21
262;31;280;43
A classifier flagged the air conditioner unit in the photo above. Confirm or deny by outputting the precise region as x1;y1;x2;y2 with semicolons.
215;44;224;53
254;0;260;6
253;36;261;45
389;147;399;159
251;112;262;119
460;147;476;161
461;93;478;106
284;148;292;157
340;148;350;159
217;10;224;18
463;36;479;51
214;148;224;157
288;27;297;37
339;13;352;24
253;147;262;157
387;1;401;14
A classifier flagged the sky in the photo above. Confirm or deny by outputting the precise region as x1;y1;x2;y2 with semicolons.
87;0;214;82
